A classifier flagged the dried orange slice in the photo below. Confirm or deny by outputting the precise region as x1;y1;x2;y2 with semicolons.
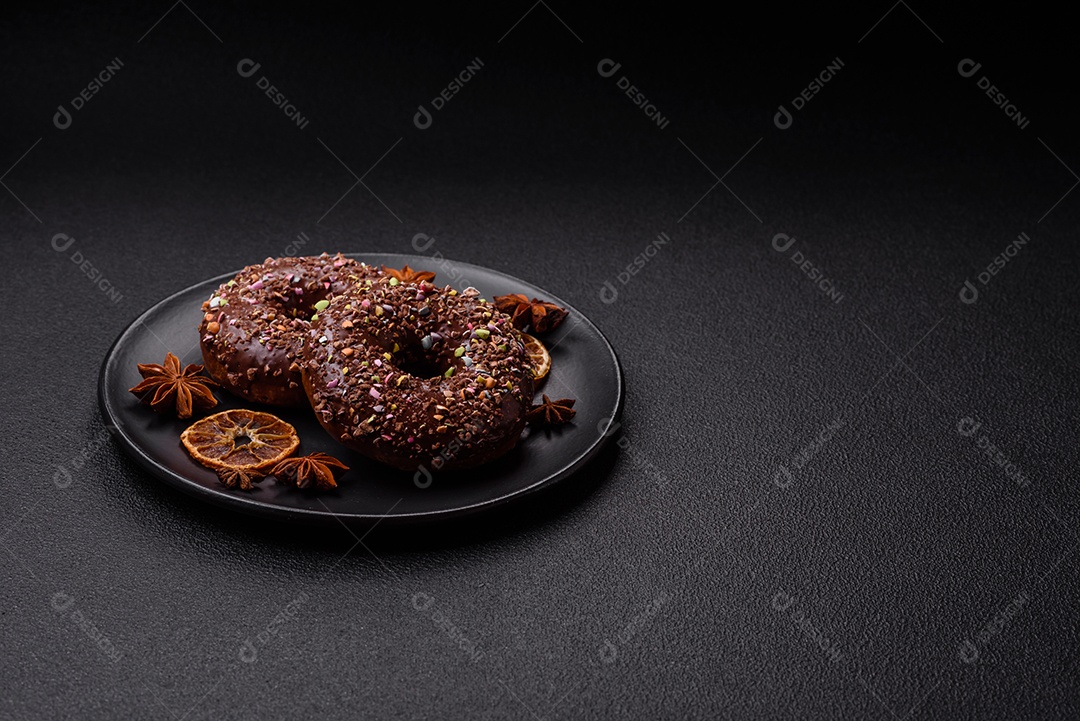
181;409;299;472
522;333;551;381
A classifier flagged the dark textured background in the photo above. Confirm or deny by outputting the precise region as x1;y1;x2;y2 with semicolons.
2;3;1079;719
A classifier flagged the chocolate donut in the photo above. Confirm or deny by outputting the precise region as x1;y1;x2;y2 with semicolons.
199;254;382;407
302;277;535;470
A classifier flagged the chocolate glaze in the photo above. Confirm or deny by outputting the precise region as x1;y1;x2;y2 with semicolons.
198;254;382;407
302;277;535;471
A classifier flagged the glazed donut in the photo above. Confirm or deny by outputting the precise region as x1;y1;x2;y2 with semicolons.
199;254;382;407
302;277;535;470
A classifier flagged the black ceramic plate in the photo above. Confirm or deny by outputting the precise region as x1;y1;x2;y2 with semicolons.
98;253;623;525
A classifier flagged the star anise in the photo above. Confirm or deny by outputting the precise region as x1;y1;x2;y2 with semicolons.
493;294;568;334
271;452;350;491
129;352;219;419
382;264;436;284
526;395;576;427
217;467;264;491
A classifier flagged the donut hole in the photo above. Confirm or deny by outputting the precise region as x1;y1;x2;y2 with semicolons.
274;291;330;319
393;347;452;380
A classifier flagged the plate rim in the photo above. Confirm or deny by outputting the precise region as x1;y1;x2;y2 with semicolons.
97;252;624;525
